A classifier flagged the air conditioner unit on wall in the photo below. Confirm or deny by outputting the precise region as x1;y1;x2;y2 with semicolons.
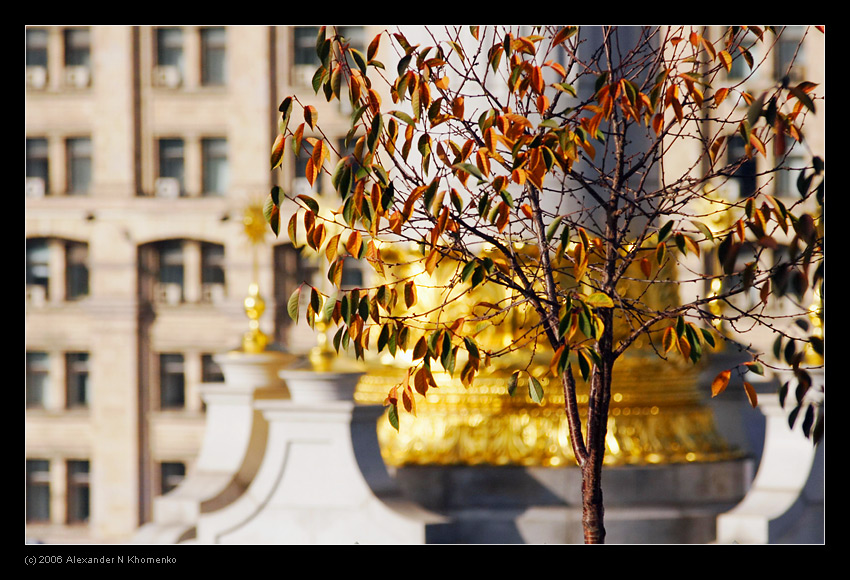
26;285;47;306
153;65;182;89
26;66;48;90
202;283;225;304
64;66;91;88
26;177;46;198
155;177;181;198
155;283;183;305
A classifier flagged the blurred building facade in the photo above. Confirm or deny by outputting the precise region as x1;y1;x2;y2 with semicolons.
25;26;823;543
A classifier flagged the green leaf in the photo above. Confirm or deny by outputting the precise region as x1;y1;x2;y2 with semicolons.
452;162;486;181
745;361;765;376
690;219;714;241
387;401;400;431
507;370;520;396
287;286;302;322
546;216;563;242
528;376;544;404
747;92;765;129
658;220;674;243
389;110;416;126
296;194;319;214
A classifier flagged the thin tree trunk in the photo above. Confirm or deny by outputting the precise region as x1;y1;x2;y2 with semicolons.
581;458;606;544
581;308;615;544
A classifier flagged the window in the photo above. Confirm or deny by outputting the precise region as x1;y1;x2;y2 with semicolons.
26;28;48;67
64;28;90;67
723;27;757;80
157;240;184;303
728;135;757;198
776;26;806;81
66;460;90;524
26;239;90;302
156;27;184;69
65;241;90;300
26;351;50;409
293;26;321;67
202;354;224;383
160;462;186;495
201;242;225;284
66;352;90;408
26;459;51;523
775;142;808;198
63;28;91;88
202;138;229;196
26;138;49;196
26;28;48;89
200;27;226;86
66;137;92;195
26;238;50;300
160;353;185;409
157;138;185;196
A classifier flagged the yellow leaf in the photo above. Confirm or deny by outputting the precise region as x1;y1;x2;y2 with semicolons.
711;370;731;398
585;292;614;308
718;51;733;73
325;233;341;263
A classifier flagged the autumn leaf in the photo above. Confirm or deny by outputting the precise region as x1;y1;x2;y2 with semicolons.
585;292;614;308
271;133;286;170
743;381;758;408
662;326;676;353
304;105;318;129
711;370;731;398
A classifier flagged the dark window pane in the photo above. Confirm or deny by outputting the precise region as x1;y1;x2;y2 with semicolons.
64;28;90;67
160;353;185;409
66;352;90;408
26;459;51;522
66;460;90;523
201;27;226;86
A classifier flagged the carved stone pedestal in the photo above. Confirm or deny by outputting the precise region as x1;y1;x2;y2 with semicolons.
134;351;290;544
194;368;449;544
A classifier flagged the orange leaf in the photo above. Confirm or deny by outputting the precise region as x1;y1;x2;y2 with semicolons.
640;258;651;278
718;51;733;73
346;230;362;258
711;370;731;398
425;249;439;276
304;105;318;129
677;336;691;360
271;133;286;170
743;381;758;408
662;326;676;353
749;133;766;157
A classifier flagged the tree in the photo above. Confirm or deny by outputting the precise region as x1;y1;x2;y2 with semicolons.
265;25;824;544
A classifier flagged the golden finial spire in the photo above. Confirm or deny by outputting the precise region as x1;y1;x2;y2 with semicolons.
240;202;270;353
